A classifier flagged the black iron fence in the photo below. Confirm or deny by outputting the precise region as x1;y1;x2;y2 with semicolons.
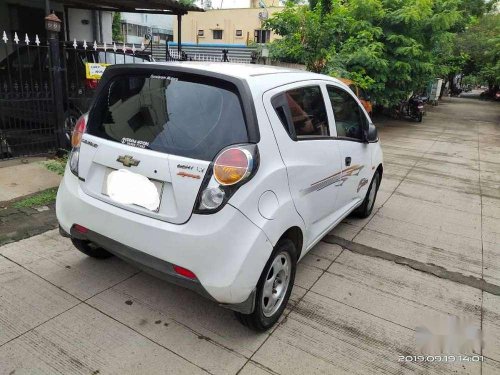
0;30;154;160
0;32;57;158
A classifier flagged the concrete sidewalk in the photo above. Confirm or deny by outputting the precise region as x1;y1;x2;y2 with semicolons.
0;158;62;202
0;229;498;374
331;97;500;286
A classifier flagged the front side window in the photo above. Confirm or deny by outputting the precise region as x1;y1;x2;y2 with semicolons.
272;86;329;139
327;86;366;140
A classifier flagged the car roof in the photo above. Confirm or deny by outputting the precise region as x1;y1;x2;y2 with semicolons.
140;61;344;90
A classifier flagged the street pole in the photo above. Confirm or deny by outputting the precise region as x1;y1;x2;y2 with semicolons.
177;14;182;56
45;12;66;150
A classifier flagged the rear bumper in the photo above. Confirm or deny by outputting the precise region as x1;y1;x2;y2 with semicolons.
56;168;273;311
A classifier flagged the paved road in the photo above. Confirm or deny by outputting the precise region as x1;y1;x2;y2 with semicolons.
0;97;499;374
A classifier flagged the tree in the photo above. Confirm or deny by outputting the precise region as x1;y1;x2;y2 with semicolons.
458;13;500;89
265;0;483;106
112;12;123;42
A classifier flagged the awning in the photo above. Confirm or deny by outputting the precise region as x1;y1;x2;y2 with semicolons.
52;0;204;15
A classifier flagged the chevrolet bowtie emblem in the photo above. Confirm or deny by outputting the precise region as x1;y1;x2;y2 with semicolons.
117;155;140;167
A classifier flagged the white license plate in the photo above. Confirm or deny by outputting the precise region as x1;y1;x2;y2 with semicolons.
102;168;164;211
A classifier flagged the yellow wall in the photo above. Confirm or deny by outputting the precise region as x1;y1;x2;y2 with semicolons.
173;7;283;45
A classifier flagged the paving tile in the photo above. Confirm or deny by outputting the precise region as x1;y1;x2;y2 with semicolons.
378;176;402;194
482;216;500;245
301;240;342;270
87;281;247;375
314;251;481;332
394;180;481;215
0;230;138;300
483;196;500;220
356;215;482;278
414;158;480;183
308;241;343;262
87;272;267;359
238;361;274;375
0;303;207;375
375;195;482;241
253;291;479;374
481;180;500;199
405;169;481;196
300;251;333;270
483;357;500;375
483;292;500;361
0;162;62;202
0;256;79;346
425;141;479;161
328;222;360;241
294;262;322;290
483;241;500;286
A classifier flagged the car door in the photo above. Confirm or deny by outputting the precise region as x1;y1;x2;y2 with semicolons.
263;82;343;247
326;84;372;212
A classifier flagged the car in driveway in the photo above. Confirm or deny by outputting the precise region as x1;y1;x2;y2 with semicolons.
56;62;383;331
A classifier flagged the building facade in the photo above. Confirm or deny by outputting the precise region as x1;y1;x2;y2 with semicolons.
120;12;173;45
173;5;283;46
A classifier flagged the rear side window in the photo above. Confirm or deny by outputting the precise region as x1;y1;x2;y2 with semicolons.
88;74;248;161
272;86;329;140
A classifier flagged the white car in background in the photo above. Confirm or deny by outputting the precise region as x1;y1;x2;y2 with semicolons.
56;62;383;331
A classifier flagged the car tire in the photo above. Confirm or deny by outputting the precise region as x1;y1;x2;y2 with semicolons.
71;238;113;259
235;239;297;332
354;171;380;218
63;107;82;148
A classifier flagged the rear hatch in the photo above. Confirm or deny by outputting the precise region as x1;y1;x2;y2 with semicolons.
77;66;250;224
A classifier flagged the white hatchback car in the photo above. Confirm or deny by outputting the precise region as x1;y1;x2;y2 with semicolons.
57;62;383;331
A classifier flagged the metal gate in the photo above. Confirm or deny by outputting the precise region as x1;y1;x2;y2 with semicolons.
0;29;155;160
0;32;58;159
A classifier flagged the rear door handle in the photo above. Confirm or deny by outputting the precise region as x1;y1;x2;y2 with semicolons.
345;157;351;166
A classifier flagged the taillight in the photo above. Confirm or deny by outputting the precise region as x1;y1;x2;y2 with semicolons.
71;115;86;148
85;79;99;90
195;144;259;214
214;148;252;186
69;115;87;177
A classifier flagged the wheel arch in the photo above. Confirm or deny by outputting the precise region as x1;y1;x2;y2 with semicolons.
376;163;383;186
278;226;304;260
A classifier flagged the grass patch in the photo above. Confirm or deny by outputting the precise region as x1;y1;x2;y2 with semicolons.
13;188;58;209
42;155;68;176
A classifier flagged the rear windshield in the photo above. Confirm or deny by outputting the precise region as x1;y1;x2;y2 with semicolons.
88;73;248;161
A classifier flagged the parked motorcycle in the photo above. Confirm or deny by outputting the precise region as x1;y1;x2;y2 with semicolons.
390;94;425;122
408;95;425;122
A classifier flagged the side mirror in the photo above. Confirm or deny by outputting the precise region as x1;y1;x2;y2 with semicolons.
365;123;378;143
